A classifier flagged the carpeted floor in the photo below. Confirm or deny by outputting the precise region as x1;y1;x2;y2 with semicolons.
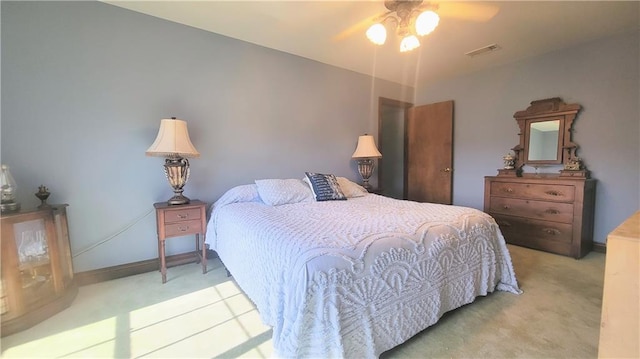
1;244;605;358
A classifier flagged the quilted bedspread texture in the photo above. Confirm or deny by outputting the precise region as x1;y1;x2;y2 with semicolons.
206;186;521;358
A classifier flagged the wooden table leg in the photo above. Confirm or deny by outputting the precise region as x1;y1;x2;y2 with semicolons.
200;233;207;274
160;238;167;284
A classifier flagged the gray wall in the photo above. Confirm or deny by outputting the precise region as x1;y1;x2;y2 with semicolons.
1;2;414;272
416;30;640;244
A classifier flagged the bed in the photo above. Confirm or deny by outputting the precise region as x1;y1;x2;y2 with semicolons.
205;175;521;358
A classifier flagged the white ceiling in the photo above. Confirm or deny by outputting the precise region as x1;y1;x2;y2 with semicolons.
103;1;639;87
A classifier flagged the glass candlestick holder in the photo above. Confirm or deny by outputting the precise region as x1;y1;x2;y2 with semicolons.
1;164;20;213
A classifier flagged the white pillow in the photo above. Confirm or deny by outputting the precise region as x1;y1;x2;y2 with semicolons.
214;184;260;208
255;178;313;206
336;177;368;198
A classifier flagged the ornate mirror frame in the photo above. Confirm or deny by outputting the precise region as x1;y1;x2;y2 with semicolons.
501;97;589;178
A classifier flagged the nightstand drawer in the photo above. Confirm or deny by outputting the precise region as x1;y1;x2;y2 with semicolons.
164;208;201;223
164;220;202;237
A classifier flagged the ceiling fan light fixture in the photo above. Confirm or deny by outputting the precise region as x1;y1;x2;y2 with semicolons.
415;10;439;36
366;1;440;52
400;35;420;53
366;23;387;45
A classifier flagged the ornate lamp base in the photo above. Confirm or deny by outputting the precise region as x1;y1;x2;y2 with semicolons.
167;193;191;205
164;157;191;205
356;158;375;190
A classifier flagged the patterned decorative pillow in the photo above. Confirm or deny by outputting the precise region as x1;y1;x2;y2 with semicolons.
304;172;347;201
255;178;313;206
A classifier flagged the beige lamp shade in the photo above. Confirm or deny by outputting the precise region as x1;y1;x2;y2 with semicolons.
352;135;382;159
146;118;200;158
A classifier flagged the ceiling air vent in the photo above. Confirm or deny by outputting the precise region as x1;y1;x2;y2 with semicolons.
465;43;501;57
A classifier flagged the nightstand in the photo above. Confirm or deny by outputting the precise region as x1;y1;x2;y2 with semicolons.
153;200;207;283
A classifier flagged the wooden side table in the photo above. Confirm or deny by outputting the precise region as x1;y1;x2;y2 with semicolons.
153;200;207;283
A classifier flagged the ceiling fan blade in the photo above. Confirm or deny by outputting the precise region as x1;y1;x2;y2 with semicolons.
333;10;392;42
436;2;500;22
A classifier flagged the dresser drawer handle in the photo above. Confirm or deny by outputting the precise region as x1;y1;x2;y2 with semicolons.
544;228;560;236
503;188;514;193
545;208;560;215
502;205;511;210
178;225;189;232
546;190;561;196
178;214;189;219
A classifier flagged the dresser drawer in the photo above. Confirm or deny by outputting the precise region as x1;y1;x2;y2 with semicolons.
490;182;575;202
489;197;574;223
485;176;596;259
163;208;201;223
164;220;202;237
493;214;573;255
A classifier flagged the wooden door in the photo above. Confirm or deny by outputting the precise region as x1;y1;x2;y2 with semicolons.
406;100;454;204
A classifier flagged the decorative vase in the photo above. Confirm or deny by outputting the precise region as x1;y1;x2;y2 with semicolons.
35;185;51;209
502;152;515;169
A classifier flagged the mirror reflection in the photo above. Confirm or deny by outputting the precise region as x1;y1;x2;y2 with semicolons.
527;120;560;161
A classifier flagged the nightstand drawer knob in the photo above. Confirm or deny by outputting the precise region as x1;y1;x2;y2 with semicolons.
178;214;188;219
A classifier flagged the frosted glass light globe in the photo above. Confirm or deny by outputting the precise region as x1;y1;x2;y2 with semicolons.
366;23;387;45
416;11;440;36
400;35;420;52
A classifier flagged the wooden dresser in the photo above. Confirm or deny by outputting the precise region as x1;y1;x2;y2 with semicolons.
484;175;596;258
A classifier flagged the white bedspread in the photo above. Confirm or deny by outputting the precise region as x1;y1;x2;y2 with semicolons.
206;186;521;358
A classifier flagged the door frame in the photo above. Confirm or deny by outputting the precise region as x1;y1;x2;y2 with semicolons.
377;97;413;198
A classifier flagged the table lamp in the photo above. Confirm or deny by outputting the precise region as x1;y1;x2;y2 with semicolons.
351;134;382;190
146;117;200;205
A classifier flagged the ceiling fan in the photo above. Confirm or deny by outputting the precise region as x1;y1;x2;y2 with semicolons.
366;0;440;52
335;1;500;53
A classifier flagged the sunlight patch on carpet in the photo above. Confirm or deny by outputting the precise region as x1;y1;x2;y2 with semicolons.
1;279;273;358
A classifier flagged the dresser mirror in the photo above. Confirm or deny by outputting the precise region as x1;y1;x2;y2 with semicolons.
525;118;561;163
505;97;588;177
